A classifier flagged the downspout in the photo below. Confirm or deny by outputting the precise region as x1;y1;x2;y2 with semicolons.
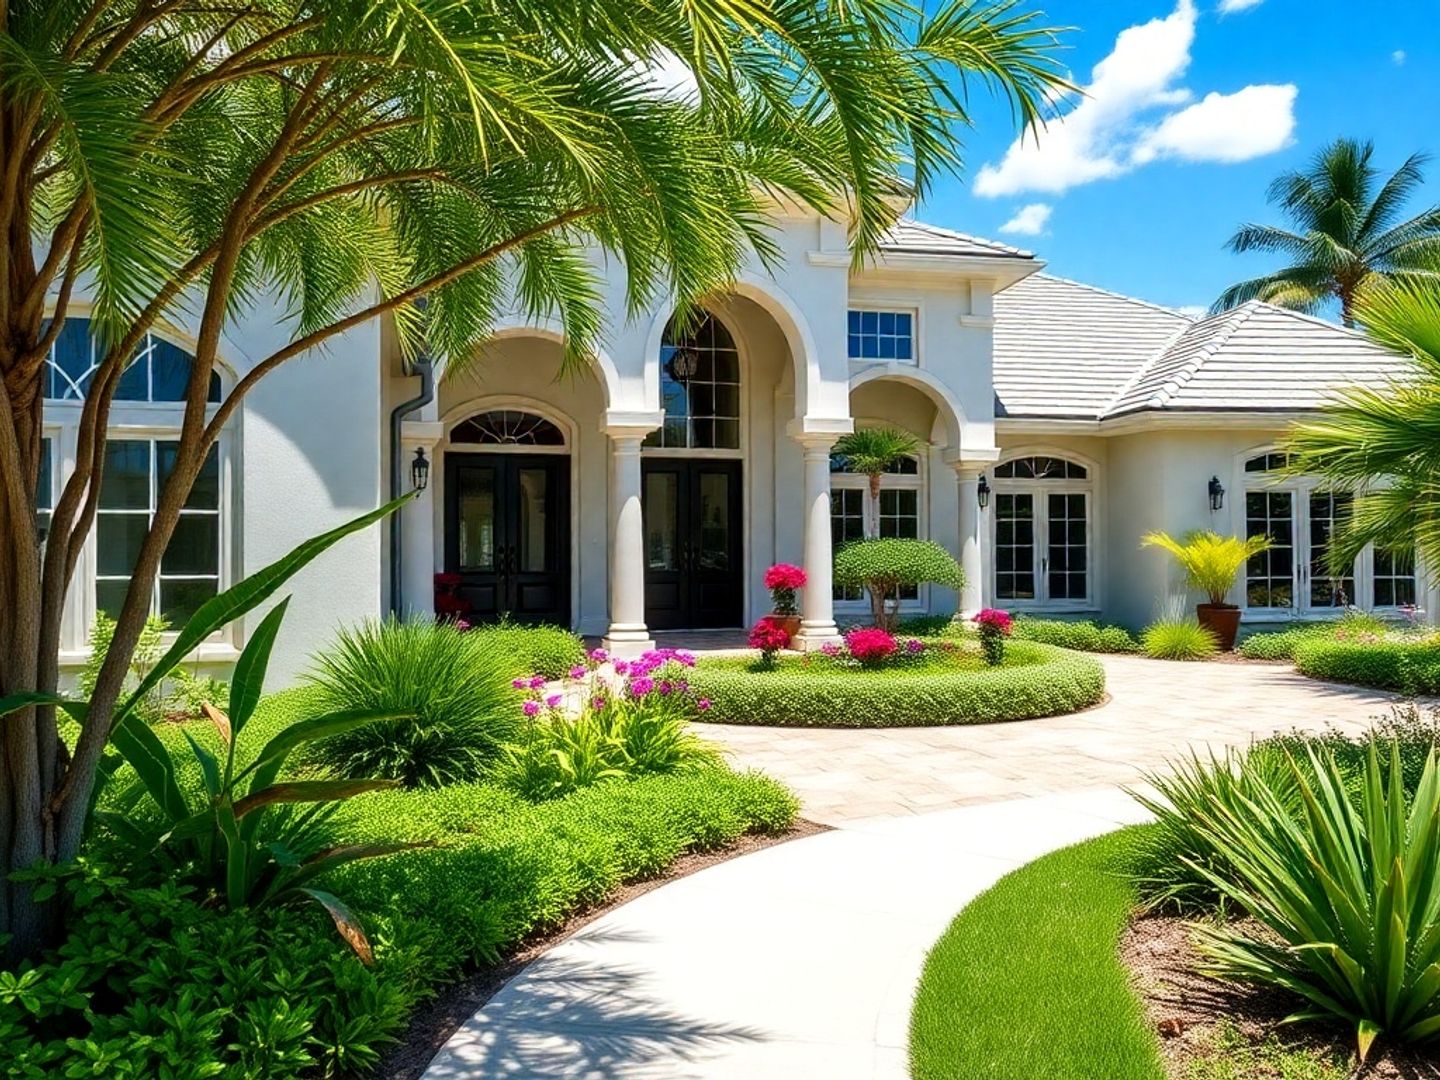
388;354;435;616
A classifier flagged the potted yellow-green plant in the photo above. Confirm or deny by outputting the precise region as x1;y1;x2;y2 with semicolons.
1140;530;1272;650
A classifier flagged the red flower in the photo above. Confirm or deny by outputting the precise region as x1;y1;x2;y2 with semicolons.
749;616;792;653
845;626;897;663
763;563;808;591
972;608;1013;635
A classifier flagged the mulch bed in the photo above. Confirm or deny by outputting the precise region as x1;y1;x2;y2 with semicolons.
371;818;829;1079
1121;914;1440;1078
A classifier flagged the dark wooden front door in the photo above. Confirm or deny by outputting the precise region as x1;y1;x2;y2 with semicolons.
444;453;569;626
642;458;743;630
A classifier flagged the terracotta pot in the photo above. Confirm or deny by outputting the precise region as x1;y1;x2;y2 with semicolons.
1196;603;1242;651
768;614;802;640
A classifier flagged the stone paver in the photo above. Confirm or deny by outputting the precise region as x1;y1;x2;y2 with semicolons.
423;787;1152;1080
701;654;1403;824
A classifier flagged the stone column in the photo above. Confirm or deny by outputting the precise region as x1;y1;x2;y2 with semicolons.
953;462;987;617
793;434;843;650
602;428;655;656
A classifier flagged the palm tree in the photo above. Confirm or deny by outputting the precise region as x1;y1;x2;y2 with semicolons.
833;426;923;534
1283;277;1440;570
0;0;1070;959
1215;139;1440;326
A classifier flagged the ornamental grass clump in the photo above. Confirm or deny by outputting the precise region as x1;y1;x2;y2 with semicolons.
1141;616;1219;661
763;563;807;616
972;608;1013;666
1140;530;1272;607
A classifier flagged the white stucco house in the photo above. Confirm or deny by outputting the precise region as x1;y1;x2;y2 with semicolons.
41;208;1426;678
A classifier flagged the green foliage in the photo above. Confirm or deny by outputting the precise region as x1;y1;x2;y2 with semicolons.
0;861;442;1079
831;426;923;495
833;539;965;630
494;698;722;802
688;640;1104;727
1294;635;1440;694
78;613;229;724
306;618;522;787
1141;617;1219;661
467;621;585;680
1141;531;1271;606
1238;623;1337;661
910;830;1165;1080
1181;742;1440;1058
1012;616;1141;654
333;771;798;967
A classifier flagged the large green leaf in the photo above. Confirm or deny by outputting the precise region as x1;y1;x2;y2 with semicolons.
240;709;412;795
299;887;375;965
0;691;88;723
233;778;399;818
227;598;291;738
116;494;412;729
110;712;190;825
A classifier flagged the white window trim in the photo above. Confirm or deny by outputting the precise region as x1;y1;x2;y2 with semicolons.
847;304;920;366
830;454;929;614
989;450;1099;612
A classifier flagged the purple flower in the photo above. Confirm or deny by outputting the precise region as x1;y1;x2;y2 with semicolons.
545;694;562;708
613;660;630;676
658;680;674;695
511;677;528;690
629;676;655;696
820;642;840;657
528;675;547;689
569;665;587;679
522;700;540;717
675;650;696;667
588;648;609;663
676;679;689;694
591;695;607;710
906;638;924;654
696;698;712;711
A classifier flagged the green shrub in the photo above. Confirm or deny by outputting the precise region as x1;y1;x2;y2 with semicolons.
467;619;586;679
1294;636;1440;694
307;618;522;787
0;862;442;1079
1012;616;1140;654
892;613;960;636
1236;622;1333;660
833;538;964;631
1183;742;1440;1059
334;770;798;966
687;640;1104;727
1140;617;1217;661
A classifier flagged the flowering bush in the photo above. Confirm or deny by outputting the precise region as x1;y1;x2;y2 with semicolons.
749;616;792;666
972;608;1013;666
433;571;471;620
763;563;807;615
845;626;897;665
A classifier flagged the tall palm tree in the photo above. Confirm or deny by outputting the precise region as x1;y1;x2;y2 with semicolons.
1283;277;1440;569
1215;139;1440;326
833;426;923;534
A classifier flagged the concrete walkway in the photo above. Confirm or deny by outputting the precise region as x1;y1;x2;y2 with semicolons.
423;787;1152;1079
702;654;1403;824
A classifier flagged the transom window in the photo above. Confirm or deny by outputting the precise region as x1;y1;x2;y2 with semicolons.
992;454;1092;607
644;312;740;450
45;317;220;403
1242;451;1416;612
451;410;565;446
847;310;914;362
830;452;923;603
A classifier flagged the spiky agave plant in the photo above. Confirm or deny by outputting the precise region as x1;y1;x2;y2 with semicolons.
832;427;924;521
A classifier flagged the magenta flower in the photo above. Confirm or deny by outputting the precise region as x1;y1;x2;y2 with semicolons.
845;627;897;664
763;563;808;591
522;700;540;717
527;675;547;689
613;660;629;676
696;698;712;711
545;694;562;708
820;641;840;657
511;677;528;690
905;638;924;654
569;665;587;679
629;676;655;696
676;679;689;693
591;695;607;710
588;648;609;663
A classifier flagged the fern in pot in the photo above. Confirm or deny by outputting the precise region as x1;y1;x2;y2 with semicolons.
1141;530;1271;650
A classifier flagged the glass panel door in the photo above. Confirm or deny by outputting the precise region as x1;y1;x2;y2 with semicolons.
1306;491;1354;609
457;466;496;570
644;471;680;571
516;467;550;573
994;492;1036;600
696;471;732;571
1245;490;1294;609
1045;492;1088;601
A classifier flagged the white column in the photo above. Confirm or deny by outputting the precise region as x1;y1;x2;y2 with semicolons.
953;462;986;617
794;434;843;650
399;418;444;617
602;430;655;657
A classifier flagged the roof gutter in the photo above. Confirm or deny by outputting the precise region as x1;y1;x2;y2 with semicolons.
388;354;435;617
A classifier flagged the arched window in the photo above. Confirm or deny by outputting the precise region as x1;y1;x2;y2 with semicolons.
45;317;221;402
451;409;565;446
1242;451;1415;612
992;453;1092;607
644;312;740;450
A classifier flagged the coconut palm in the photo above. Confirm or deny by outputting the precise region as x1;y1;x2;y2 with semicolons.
832;426;923;530
0;0;1070;959
1215;139;1440;326
1284;277;1440;570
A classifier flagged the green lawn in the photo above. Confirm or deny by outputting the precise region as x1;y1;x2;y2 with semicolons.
909;828;1166;1080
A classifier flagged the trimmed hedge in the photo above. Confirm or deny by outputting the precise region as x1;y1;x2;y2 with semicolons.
1293;637;1440;694
1012;616;1140;654
1236;623;1333;661
688;640;1105;727
468;620;585;679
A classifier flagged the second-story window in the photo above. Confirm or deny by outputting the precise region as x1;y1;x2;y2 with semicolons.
848;310;914;362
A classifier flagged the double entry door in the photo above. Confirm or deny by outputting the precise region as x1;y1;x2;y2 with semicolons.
444;453;569;625
641;458;743;630
993;490;1090;605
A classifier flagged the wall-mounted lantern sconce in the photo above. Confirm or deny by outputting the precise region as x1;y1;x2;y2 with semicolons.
1208;475;1225;512
976;474;991;510
411;447;431;492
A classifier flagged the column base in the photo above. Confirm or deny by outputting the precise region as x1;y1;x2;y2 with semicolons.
601;625;655;658
793;621;843;651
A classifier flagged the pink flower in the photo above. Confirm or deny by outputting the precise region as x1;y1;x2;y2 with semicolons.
763;563;808;590
629;676;655;696
591;695;607;709
569;665;587;679
845;627;897;664
545;694;562;708
820;641;840;657
676;679;689;693
658;680;674;695
528;675;547;689
511;678;528;690
697;698;712;711
749;616;792;653
905;638;924;653
613;660;630;676
972;608;1013;635
522;700;540;717
588;648;609;663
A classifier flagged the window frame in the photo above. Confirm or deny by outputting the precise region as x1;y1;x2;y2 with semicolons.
829;451;928;613
643;310;746;456
989;451;1097;612
846;306;919;365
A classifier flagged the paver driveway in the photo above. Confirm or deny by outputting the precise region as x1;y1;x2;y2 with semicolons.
699;654;1403;824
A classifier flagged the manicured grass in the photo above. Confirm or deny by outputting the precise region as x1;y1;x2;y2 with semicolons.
910;828;1165;1080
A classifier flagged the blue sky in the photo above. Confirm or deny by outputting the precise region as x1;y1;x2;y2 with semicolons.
916;0;1440;316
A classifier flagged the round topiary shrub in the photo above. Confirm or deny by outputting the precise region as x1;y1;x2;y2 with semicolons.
1294;637;1440;694
832;538;964;631
687;640;1104;727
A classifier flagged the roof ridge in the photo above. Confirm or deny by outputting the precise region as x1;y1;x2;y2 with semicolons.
894;217;1034;259
1030;272;1197;321
1102;304;1258;417
1241;299;1385;342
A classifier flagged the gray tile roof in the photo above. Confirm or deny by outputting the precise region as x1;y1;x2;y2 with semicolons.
991;274;1193;418
879;219;1034;260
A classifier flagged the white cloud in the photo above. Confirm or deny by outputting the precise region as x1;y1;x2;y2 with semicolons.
1176;304;1208;318
632;48;698;100
999;203;1053;235
1393;50;1407;66
1133;84;1297;164
1217;0;1264;13
974;0;1297;198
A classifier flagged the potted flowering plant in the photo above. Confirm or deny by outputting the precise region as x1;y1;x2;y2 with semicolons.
972;608;1013;666
433;572;472;622
763;563;807;637
749;616;792;668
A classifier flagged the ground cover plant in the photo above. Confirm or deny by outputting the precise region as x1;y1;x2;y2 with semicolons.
689;638;1104;726
1012;615;1141;654
1294;635;1440;694
910;830;1164;1080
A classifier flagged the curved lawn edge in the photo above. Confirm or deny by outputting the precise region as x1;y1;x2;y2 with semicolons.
688;640;1106;728
909;827;1165;1080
